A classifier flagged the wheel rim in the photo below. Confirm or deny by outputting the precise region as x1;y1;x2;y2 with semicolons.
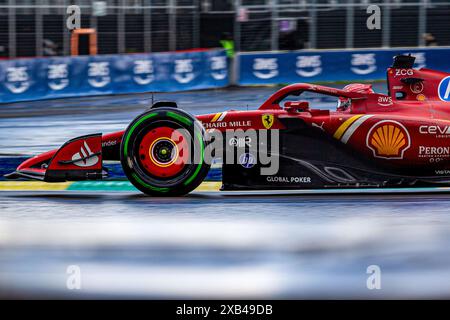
137;126;189;179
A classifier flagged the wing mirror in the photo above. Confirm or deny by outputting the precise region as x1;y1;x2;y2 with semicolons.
284;101;309;113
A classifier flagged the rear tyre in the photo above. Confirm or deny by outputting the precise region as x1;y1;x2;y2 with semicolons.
120;107;210;196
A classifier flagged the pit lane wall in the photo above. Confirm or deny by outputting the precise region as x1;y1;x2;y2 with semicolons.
238;47;450;85
0;49;228;104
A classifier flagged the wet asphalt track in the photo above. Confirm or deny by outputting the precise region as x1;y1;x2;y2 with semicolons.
2;84;450;299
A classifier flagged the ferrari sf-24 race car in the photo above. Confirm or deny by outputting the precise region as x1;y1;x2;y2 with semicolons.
6;55;450;196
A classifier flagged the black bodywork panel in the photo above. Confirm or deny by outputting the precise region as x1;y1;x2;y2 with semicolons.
221;119;450;191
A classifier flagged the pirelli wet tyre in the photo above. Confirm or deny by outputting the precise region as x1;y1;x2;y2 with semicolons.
120;107;210;196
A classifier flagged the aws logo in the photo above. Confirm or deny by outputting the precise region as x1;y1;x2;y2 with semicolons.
377;96;393;107
366;120;411;159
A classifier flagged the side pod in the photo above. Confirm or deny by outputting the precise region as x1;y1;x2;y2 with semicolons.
5;134;104;182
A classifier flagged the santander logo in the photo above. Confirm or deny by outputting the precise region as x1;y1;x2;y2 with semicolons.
71;141;99;167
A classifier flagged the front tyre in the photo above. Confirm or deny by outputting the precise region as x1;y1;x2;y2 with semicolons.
120;107;210;196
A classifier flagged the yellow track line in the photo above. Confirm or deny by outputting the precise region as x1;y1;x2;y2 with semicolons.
195;181;222;192
0;181;73;191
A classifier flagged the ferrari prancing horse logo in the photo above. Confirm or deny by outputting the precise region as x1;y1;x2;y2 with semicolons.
262;114;274;129
366;120;411;160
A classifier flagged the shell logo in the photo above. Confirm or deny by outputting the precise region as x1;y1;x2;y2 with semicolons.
366;120;411;159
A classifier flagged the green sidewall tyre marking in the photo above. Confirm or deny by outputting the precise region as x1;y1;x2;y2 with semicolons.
123;112;157;158
184;131;204;186
131;173;170;193
166;111;192;126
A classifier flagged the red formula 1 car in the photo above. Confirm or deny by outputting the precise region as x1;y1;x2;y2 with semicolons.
6;55;450;196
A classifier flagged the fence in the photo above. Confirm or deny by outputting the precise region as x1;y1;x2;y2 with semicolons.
1;1;450;59
0;0;200;58
235;0;450;51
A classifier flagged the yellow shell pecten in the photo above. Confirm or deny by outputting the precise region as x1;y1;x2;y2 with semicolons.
370;124;406;156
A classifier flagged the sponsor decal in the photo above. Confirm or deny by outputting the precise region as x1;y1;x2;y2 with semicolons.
377;96;393;107
417;94;426;101
410;82;423;94
262;114;274;129
210;56;227;80
229;136;251;147
102;140;118;147
312;121;325;131
133;60;154;85
204;113;251;129
72;141;99;167
393;85;404;90
239;153;256;168
419;146;450;156
395;69;414;77
334;114;374;144
351;54;377;75
48;64;69;90
419;125;450;138
266;176;312;184
435;169;450;175
253;58;278;79
204;120;252;129
419;146;450;163
5;67;30;94
88;62;110;88
438;76;450;102
296;55;322;77
366;120;411;159
174;59;195;84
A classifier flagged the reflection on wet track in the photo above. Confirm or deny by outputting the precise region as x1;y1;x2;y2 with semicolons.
2;83;450;298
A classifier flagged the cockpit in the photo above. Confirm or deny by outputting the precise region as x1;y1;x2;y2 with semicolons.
259;83;375;113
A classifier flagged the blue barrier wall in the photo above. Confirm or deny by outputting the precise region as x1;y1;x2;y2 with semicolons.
238;48;450;85
0;49;229;104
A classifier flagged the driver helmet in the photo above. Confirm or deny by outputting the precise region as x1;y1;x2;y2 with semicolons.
338;83;374;110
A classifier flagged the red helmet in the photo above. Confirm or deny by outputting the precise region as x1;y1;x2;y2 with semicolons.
342;83;374;94
338;84;374;110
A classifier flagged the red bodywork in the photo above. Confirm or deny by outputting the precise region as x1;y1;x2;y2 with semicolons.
10;63;450;181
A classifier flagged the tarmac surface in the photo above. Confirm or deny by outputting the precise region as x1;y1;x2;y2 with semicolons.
2;83;450;299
